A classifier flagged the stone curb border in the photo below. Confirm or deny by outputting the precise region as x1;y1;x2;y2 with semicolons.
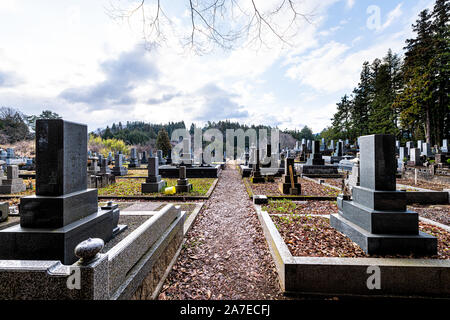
254;203;450;298
183;202;205;235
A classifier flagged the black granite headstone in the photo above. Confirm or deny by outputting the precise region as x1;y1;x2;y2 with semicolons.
331;134;437;255
0;119;124;264
36;120;87;196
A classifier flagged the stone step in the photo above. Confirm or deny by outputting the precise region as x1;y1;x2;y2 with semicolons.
337;198;418;235
330;214;437;255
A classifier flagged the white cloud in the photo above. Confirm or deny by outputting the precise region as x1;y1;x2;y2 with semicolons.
377;3;404;32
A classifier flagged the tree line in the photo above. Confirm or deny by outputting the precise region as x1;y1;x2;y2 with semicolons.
322;0;449;146
0;107;61;144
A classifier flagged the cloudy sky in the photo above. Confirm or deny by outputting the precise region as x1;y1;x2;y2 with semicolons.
0;0;435;133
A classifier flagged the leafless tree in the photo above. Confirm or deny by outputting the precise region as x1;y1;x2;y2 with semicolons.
106;0;314;52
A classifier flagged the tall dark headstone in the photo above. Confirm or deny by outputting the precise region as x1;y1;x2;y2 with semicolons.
330;134;437;255
141;151;148;164
250;147;265;183
306;141;324;165
0;119;124;264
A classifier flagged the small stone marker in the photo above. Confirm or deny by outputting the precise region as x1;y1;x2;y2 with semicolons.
250;147;265;183
175;166;192;193
278;157;301;195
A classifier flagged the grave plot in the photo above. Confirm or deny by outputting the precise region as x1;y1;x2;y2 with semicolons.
262;199;338;216
271;214;449;259
244;177;340;198
312;178;343;189
97;177;216;198
254;134;450;298
409;204;450;227
396;178;449;191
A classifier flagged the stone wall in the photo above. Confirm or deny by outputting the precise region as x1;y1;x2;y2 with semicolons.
131;230;183;300
404;166;450;185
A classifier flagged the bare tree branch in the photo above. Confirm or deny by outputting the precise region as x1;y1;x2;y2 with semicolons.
106;0;315;52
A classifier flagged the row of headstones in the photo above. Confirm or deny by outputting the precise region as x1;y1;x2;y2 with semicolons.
88;149;167;167
0;148;15;160
142;157;192;193
397;139;449;167
294;139;353;153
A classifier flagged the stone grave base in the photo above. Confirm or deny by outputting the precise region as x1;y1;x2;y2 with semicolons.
175;182;192;193
0;205;185;300
142;180;166;193
0;208;117;265
0;180;26;194
159;165;220;178
330;214;437;255
112;167;128;176
250;176;266;184
278;182;301;195
240;165;284;178
300;165;339;177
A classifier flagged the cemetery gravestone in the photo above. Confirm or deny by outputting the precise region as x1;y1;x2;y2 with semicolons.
0;119;124;264
334;141;343;157
408;148;422;166
112;153;128;176
421;142;432;158
128;148;140;168
306;141;325;165
141;151;148;164
0;202;8;223
250;148;265;183
157;150;166;166
0;165;26;194
278;157;301;195
175;166;192;193
142;157;166;193
330;134;437;255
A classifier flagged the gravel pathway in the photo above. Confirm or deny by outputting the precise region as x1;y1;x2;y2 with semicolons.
158;164;284;300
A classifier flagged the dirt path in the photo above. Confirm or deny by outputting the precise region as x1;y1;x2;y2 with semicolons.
158;164;284;300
